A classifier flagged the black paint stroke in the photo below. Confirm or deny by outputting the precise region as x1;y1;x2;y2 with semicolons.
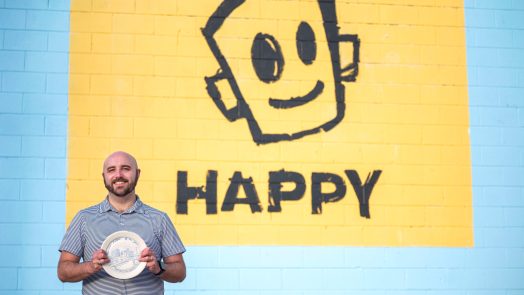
268;80;324;109
311;172;346;214
176;170;218;214
268;170;306;212
296;21;317;65
345;170;382;218
251;33;284;83
221;171;263;213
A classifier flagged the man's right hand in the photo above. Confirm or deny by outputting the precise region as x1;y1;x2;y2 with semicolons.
89;249;110;274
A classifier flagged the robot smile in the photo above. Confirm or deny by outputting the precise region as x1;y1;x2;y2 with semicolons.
268;80;324;109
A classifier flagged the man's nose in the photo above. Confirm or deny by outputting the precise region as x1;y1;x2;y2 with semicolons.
114;169;125;178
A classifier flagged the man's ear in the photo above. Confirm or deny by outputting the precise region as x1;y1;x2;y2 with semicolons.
136;169;141;181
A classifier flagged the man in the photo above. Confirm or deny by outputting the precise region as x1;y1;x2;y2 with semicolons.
58;151;186;294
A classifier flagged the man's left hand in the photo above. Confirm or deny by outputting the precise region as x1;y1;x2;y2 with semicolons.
139;247;161;275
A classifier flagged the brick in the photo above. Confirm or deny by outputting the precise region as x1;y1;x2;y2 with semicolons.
496;10;524;29
69;96;112;115
2;72;46;93
70;53;111;74
92;0;135;13
20;179;65;200
239;268;282;290
177;0;218;17
90;75;133;95
43;201;65;222
155;15;198;36
70;12;112;33
25;52;69;73
379;4;420;25
69;32;92;53
48;32;69;52
18;268;63;290
23;94;68;114
26;10;69;31
0;157;44;179
477;67;518;87
133;76;176;97
465;8;496;27
337;3;379;24
46;73;69;94
0;51;24;71
3;30;48;51
5;0;46;9
0;179;19;200
195;268;239;290
135;35;178;55
91;33;133;54
89;116;134;138
135;0;177;15
44;158;67;179
113;13;155;34
481;107;519;126
49;0;70;11
0;114;44;135
0;223;63;244
0;135;20;156
283;268;323;290
473;28;513;47
0;92;22;113
0;246;40;267
0;268;17;289
111;54;154;75
155;56;197;76
41;245;62;267
0;200;42;222
67;137;111;158
0;8;25;29
45;115;67;136
21;136;66;157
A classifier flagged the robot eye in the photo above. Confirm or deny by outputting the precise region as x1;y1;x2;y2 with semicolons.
296;22;316;65
251;33;284;83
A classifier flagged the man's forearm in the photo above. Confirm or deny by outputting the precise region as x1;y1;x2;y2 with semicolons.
159;261;186;283
58;260;96;282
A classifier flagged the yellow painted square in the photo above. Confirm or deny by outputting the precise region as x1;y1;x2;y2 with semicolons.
68;0;472;246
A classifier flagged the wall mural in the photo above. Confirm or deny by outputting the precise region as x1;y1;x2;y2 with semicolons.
67;0;473;246
202;0;360;144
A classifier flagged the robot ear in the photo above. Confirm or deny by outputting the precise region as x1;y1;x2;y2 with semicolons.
338;34;360;82
204;70;241;122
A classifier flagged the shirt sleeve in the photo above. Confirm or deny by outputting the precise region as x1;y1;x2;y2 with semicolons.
58;211;85;258
160;213;186;258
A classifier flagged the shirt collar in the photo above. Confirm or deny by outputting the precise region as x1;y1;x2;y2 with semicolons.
99;196;145;214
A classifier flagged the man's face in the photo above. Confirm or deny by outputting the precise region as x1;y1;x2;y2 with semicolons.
102;153;140;197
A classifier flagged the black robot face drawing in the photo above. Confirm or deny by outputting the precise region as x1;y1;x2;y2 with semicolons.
202;0;360;145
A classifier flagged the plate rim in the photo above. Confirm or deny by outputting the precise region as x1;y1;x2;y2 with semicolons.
101;230;147;280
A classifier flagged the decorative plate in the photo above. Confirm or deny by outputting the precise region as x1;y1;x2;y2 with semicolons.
101;231;147;279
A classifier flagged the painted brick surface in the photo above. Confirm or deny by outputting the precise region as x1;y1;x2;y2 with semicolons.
0;0;523;294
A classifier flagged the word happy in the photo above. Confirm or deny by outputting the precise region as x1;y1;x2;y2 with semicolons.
176;169;382;218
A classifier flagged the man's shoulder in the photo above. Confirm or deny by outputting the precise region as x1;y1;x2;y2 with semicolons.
140;202;167;217
75;202;102;217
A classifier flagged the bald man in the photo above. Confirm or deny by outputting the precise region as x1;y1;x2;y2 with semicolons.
58;151;186;294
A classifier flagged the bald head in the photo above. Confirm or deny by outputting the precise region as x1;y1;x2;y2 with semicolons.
102;151;140;198
103;151;138;172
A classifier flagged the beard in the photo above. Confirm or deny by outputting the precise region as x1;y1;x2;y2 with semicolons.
104;174;138;197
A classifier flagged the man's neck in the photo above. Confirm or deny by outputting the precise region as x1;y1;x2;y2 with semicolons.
108;193;137;213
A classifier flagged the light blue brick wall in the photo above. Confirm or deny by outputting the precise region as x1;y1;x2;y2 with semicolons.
0;1;70;293
0;0;523;294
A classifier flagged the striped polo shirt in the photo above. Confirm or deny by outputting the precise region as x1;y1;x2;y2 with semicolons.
59;197;186;295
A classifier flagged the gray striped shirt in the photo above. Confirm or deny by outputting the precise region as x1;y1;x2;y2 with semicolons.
59;197;185;295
